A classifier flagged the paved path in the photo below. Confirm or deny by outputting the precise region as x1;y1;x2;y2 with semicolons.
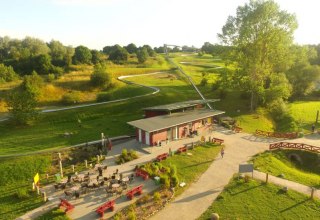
253;170;320;199
151;131;320;220
150;129;271;220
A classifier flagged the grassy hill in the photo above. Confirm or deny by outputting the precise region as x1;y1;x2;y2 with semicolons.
252;149;320;188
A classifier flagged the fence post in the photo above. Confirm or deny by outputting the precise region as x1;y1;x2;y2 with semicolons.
85;160;88;168
97;155;100;164
266;173;269;183
36;185;40;195
46;173;49;182
72;165;75;173
311;187;315;199
43;192;47;202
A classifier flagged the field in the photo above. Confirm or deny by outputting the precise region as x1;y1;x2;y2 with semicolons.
289;101;320;132
199;178;320;220
252;149;320;188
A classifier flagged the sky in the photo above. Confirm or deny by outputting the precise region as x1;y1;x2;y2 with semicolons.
0;0;320;49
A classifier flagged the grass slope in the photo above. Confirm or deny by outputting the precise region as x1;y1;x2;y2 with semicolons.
290;101;320;132
199;178;320;220
160;143;222;196
252;150;320;188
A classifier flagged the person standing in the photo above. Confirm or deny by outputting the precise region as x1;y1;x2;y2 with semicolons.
220;148;225;158
312;124;315;133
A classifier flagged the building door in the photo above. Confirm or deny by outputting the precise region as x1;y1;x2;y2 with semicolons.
138;129;142;142
167;128;172;140
145;132;150;145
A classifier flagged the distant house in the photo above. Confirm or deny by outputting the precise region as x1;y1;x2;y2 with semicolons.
127;100;224;146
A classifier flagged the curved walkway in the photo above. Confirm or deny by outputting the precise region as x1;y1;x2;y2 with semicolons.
151;130;319;220
0;71;165;122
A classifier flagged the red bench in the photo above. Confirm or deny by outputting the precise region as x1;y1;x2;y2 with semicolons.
156;153;169;161
96;199;115;217
135;169;149;180
177;146;187;153
59;198;74;213
127;185;143;200
212;138;224;145
233;126;242;133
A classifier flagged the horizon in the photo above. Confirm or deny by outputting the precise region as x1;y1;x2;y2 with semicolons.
1;0;320;50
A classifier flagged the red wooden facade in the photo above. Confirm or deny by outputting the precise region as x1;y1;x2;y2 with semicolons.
135;117;213;146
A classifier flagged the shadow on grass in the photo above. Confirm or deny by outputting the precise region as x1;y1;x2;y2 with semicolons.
280;199;309;213
181;160;214;169
0;201;43;216
174;189;221;203
230;183;263;196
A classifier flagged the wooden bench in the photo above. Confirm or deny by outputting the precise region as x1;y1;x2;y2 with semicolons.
212;138;224;145
59;198;74;213
135;169;149;180
96;199;115;217
176;146;187;153
233;126;242;133
127;185;143;200
156;153;169;162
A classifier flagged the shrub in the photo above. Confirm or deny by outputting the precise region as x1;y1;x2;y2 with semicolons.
47;73;55;82
219;89;227;99
200;78;208;87
122;149;128;158
171;175;179;187
127;209;136;220
15;188;30;199
153;192;161;204
169;165;177;177
137;194;151;205
244;174;251;183
97;93;113;102
61;91;81;105
90;63;112;88
129;150;138;159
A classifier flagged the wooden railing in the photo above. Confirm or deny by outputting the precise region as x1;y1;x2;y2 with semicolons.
269;142;320;153
255;130;298;139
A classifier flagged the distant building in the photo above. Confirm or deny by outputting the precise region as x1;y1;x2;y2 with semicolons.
127;100;224;146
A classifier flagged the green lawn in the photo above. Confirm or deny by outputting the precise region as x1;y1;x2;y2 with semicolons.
199;178;320;220
36;208;71;220
252;150;320;188
0;71;199;155
160;143;222;196
289;101;320;132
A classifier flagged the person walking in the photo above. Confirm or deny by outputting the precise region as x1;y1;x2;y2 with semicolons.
220;148;225;158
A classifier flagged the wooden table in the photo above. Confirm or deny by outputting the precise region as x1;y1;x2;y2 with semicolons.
122;177;129;183
71;186;80;192
112;183;120;189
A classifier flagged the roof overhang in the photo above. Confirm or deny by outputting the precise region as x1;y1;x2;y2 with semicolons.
128;109;224;133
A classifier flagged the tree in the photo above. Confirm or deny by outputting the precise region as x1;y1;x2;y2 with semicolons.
136;47;149;64
286;45;320;97
90;63;112;88
6;72;43;125
48;40;67;66
108;45;128;64
73;45;92;64
125;43;138;54
142;45;156;57
91;49;103;64
0;64;18;83
219;0;297;111
32;54;52;74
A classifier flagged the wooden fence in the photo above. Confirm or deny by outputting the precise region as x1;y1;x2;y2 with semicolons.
255;129;298;139
269;142;320;153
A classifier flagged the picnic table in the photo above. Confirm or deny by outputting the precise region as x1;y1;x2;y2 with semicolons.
177;146;187;153
212;138;224;145
112;183;120;188
135;169;149;180
96;199;115;217
59;198;74;213
156;153;169;161
122;177;129;183
126;185;143;200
